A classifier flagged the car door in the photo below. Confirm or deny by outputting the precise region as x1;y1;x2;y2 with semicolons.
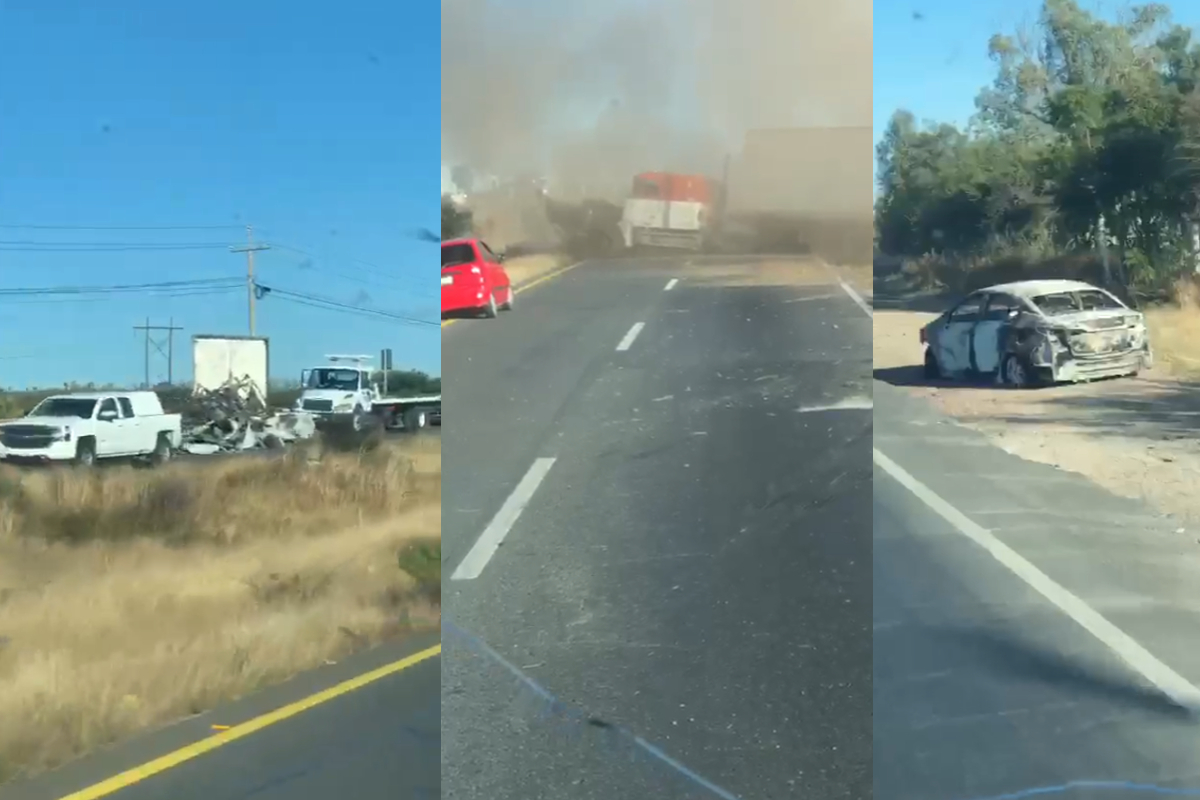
931;293;985;374
477;240;504;297
117;396;147;453
973;293;1022;374
94;397;125;456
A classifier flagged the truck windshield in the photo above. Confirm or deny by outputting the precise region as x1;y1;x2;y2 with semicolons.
29;398;97;418
306;369;361;391
442;243;475;268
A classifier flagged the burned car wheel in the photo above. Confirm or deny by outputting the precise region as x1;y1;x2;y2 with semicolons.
922;348;942;380
1002;354;1037;389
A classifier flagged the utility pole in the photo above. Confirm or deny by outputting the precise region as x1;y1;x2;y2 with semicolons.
133;318;183;389
230;225;270;336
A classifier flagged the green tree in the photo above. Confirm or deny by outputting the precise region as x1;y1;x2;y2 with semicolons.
442;195;473;239
877;0;1200;291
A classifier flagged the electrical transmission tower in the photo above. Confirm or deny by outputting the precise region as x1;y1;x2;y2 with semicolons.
133;318;182;388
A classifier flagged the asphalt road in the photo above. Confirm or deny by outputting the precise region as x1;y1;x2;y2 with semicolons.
442;256;874;799
873;380;1200;800
0;635;440;800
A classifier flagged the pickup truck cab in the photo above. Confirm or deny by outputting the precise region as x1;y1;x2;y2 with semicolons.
0;391;183;467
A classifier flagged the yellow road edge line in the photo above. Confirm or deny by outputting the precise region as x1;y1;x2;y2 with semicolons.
512;260;584;295
442;260;585;328
56;643;442;800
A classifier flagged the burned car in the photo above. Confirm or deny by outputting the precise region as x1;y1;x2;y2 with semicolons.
919;279;1153;388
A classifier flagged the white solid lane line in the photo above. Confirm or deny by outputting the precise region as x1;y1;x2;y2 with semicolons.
873;446;1200;711
837;279;872;318
797;396;873;413
451;457;558;581
664;278;679;291
616;322;645;352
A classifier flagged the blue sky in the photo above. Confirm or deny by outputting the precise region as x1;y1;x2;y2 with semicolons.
0;1;440;389
873;0;1044;189
874;0;1200;190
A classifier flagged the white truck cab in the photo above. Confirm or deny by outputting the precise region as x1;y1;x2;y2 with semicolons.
296;355;378;419
0;390;183;466
295;354;442;433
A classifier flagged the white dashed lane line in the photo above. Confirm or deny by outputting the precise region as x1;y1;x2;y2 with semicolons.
616;321;646;352
451;457;558;581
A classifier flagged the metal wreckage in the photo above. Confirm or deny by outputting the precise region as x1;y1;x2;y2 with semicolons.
179;375;316;455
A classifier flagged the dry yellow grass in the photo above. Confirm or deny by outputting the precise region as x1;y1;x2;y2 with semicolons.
0;438;440;784
505;254;569;287
1144;280;1200;379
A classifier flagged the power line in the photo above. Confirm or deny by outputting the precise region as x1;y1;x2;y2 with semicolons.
0;240;236;247
263;288;438;325
0;224;243;231
0;277;242;298
267;240;398;279
0;243;234;252
256;284;439;327
270;293;437;325
265;240;436;299
269;247;421;292
0;287;242;305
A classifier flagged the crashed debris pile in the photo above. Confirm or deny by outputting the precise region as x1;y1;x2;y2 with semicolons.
180;376;316;455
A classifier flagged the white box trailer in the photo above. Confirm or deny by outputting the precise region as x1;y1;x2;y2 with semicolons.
724;126;873;220
192;335;270;404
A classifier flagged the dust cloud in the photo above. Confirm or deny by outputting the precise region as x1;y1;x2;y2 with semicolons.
440;0;872;203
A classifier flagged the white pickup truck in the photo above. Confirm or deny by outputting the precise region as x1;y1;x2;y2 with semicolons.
0;391;183;467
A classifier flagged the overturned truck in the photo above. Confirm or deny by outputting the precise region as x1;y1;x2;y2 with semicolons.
718;126;874;262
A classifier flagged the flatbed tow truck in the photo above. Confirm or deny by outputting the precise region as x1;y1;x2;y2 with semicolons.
295;355;441;433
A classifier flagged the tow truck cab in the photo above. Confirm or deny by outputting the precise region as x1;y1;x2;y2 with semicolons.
294;354;442;433
295;355;378;417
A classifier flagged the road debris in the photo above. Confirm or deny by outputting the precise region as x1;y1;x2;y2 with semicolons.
180;376;316;455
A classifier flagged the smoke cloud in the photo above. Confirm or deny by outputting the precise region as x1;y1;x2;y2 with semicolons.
441;0;872;202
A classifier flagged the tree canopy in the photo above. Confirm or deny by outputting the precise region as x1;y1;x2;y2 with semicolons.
442;195;474;240
876;0;1200;290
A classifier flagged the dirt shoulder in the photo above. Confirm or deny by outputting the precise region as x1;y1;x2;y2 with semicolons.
875;302;1200;526
0;438;441;784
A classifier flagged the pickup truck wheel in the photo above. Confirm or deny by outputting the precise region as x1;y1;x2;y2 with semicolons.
74;439;96;468
149;432;172;466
